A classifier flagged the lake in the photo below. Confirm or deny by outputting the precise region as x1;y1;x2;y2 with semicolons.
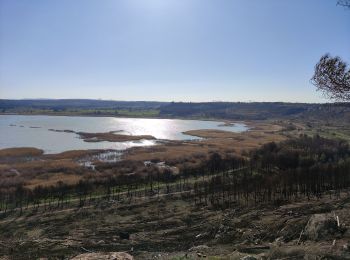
0;115;248;153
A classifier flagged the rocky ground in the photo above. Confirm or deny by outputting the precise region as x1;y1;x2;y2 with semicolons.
0;190;350;259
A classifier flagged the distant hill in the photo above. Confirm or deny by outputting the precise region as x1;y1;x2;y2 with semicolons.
159;102;312;120
0;99;168;110
159;102;350;122
0;99;349;122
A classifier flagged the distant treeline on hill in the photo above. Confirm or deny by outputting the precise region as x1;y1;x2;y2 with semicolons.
0;99;349;121
161;102;350;121
0;99;168;110
160;102;310;120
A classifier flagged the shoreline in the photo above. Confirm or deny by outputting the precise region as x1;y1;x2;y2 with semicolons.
0;116;264;157
0;112;251;125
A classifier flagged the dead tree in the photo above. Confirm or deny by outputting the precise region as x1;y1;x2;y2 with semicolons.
337;0;350;8
311;54;350;101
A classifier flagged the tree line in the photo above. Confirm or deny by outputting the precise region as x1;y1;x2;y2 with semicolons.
193;135;350;208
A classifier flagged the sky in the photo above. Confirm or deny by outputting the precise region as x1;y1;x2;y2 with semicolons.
0;0;349;103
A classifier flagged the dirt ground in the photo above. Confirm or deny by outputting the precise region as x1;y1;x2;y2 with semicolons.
0;189;349;259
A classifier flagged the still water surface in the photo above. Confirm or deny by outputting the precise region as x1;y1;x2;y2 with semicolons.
0;115;248;153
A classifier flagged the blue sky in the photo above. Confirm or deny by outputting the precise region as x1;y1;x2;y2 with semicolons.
0;0;349;102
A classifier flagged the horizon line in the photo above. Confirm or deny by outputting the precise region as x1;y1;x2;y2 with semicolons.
0;97;339;105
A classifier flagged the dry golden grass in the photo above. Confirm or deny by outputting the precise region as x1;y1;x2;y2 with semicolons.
124;142;212;167
0;164;11;171
78;131;155;142
0;147;43;158
0;158;85;189
184;129;240;138
124;121;286;166
25;172;82;189
45;149;102;160
0;121;286;187
0;148;97;189
13;159;78;171
9;159;83;183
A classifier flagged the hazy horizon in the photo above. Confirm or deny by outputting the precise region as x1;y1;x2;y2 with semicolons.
0;97;341;104
1;0;349;102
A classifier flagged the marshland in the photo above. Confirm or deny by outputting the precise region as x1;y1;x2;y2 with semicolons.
1;0;350;259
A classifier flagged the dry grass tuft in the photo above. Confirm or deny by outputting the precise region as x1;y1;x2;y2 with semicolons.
124;121;286;167
25;172;82;189
0;147;43;158
78;131;156;142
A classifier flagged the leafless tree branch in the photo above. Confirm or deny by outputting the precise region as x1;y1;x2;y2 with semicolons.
337;0;350;8
311;54;350;101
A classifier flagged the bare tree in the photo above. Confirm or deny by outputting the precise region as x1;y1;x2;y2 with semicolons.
337;0;350;8
311;54;350;101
